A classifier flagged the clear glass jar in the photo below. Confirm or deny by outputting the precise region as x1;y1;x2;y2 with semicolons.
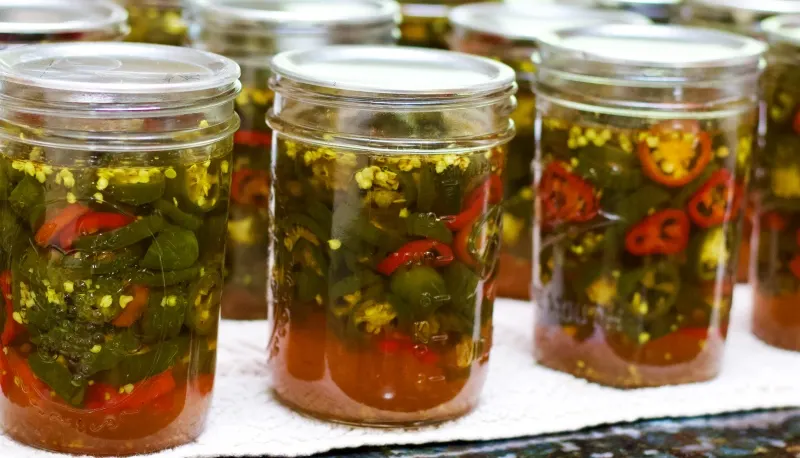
564;0;682;24
752;15;800;351
267;46;515;425
0;0;129;45
448;3;649;300
120;0;186;45
398;0;486;49
0;42;240;455
679;0;800;38
533;24;765;388
188;0;399;321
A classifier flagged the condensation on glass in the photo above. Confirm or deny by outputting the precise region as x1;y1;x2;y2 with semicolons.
448;3;649;300
267;45;515;425
0;42;240;455
118;0;186;45
188;0;400;320
0;0;128;46
752;15;800;351
533;24;765;388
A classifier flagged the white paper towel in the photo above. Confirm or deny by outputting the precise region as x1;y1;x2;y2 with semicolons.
3;285;800;458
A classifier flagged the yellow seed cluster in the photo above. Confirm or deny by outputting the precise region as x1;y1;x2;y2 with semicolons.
353;301;397;334
434;154;470;174
567;126;613;149
119;295;134;309
354;166;399;191
12;160;54;184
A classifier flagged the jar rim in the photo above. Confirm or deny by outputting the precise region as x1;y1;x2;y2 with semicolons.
0;0;128;39
686;0;800;15
0;42;241;101
449;3;650;43
762;14;800;47
536;24;766;70
270;45;515;98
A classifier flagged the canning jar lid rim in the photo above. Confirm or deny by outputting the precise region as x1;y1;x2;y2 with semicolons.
536;24;767;69
687;0;800;14
0;42;241;96
191;0;399;27
0;0;128;35
448;3;651;42
761;14;800;46
270;45;515;96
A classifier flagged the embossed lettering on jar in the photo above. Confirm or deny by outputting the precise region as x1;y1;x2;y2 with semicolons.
188;0;400;320
0;42;240;455
533;24;765;388
448;2;649;300
267;46;515;425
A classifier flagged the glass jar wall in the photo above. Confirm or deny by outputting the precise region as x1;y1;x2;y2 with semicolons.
533;25;765;388
752;15;800;351
0;0;128;45
0;43;240;455
448;3;649;300
120;0;186;45
565;0;682;24
398;0;485;49
189;0;400;320
267;46;515;425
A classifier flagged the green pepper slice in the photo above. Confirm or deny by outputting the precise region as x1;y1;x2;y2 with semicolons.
185;270;222;335
74;277;125;324
9;176;43;219
616;262;680;321
688;227;731;281
73;215;165;251
389;265;449;320
129;266;201;287
153;199;202;231
60;245;145;275
574;144;642;191
100;335;188;386
28;352;86;407
167;160;224;213
105;173;165;206
406;212;453;244
141;227;199;270
140;288;188;344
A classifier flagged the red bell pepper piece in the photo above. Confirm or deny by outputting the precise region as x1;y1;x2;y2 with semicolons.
454;223;477;268
625;209;690;256
60;211;135;249
34;203;90;247
85;370;176;412
637;120;713;188
376;239;454;276
445;175;503;231
687;169;742;228
6;350;49;400
539;161;599;225
1;270;18;346
111;285;149;328
234;130;272;148
231;169;270;207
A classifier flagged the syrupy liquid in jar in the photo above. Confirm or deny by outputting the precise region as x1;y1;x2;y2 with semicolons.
534;113;754;388
268;138;504;425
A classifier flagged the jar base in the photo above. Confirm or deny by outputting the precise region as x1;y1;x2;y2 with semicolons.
496;252;532;300
752;291;800;352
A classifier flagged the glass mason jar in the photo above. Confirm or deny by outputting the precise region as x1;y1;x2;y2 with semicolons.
267;46;515;425
448;3;649;300
398;0;486;49
533;25;765;388
0;0;129;45
119;0;186;45
188;0;400;320
0;43;239;455
564;0;682;24
752;15;800;351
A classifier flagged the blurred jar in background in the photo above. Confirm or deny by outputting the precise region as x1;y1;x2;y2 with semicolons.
188;0;400;320
399;0;486;49
0;0;128;45
448;3;649;300
752;15;800;351
563;0;682;24
119;0;186;45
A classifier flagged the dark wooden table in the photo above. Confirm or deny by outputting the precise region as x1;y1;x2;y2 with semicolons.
316;409;800;457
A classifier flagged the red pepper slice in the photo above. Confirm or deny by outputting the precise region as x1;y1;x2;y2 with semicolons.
625;209;690;256
376;239;454;276
687;169;742;228
85;370;176;412
234;130;272;148
231;169;270;207
60;211;135;249
0;270;15;347
637;120;713;188
539;161;598;225
446;175;503;231
6;350;49;401
111;285;149;328
34;204;90;247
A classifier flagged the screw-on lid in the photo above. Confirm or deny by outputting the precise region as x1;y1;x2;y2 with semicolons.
0;42;240;105
0;0;128;43
687;0;800;15
762;14;800;46
537;24;766;69
270;45;514;96
449;3;650;43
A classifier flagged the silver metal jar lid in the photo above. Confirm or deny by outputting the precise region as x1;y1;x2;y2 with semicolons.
270;45;514;96
686;0;800;15
449;3;651;43
190;0;399;35
762;14;800;46
0;0;128;43
0;42;240;105
536;24;766;70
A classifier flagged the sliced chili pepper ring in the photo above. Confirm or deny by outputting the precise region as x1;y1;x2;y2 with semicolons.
637;120;713;188
625;209;690;256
